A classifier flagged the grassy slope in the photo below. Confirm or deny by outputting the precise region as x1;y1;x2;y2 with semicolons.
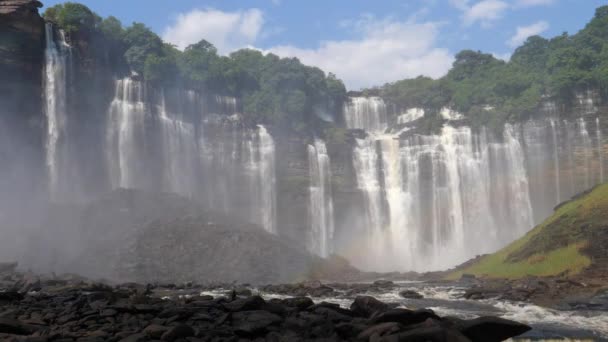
449;183;608;279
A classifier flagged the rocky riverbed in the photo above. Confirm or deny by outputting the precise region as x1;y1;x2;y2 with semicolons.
0;263;536;342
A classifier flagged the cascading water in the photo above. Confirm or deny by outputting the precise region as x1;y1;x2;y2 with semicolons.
106;78;148;190
343;97;388;132
549;119;561;204
350;124;535;271
344;96;608;271
43;23;70;201
598;117;605;183
248;125;277;234
307;139;335;257
578;118;594;188
159;90;198;198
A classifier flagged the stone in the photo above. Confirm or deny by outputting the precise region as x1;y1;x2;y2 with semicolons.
222;295;265;312
457;316;532;342
380;326;472;342
143;324;170;339
160;324;195;341
0;318;32;335
282;297;314;309
231;310;282;336
351;296;389;317
374;280;395;287
118;333;147;342
399;290;423;299
371;308;440;326
358;322;403;340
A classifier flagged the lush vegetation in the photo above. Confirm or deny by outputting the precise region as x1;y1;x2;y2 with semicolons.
43;3;608;133
449;183;608;279
42;2;347;133
374;6;608;128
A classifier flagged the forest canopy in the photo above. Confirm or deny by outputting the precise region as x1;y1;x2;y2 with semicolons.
42;2;347;133
374;6;608;126
43;3;608;131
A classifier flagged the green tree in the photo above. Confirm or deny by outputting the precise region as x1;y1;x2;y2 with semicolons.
43;2;100;33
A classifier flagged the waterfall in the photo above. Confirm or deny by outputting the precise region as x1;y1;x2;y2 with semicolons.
597;118;604;183
343;97;388;132
549;119;561;203
159;90;197;198
307;139;335;257
43;23;70;201
251;125;277;234
578;118;593;188
343;96;539;271
106;78;147;190
349;125;535;271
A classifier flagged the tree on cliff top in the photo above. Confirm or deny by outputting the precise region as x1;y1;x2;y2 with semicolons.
43;2;100;33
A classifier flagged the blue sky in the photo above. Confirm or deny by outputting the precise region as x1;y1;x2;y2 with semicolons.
41;0;605;89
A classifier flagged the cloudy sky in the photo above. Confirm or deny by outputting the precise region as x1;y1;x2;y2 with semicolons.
42;0;605;89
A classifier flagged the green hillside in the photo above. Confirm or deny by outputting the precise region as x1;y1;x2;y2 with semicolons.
450;183;608;279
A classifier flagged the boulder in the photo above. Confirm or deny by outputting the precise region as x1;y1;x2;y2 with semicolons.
160;324;195;341
143;324;170;339
231;310;282;336
371;308;440;326
399;290;423;299
282;296;314;309
380;326;472;342
457;316;532;342
351;295;389;317
358;322;403;340
223;295;266;312
0;318;32;335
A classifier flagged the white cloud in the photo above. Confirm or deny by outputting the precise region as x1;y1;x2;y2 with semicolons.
507;21;549;47
266;16;454;89
462;0;509;27
163;8;264;54
514;0;555;8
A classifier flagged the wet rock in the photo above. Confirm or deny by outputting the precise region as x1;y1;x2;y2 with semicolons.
358;322;403;340
223;295;266;312
0;318;32;335
351;295;389;317
381;326;472;342
371;308;440;326
143;324;170;339
399;290;423;299
374;280;395;288
335;322;367;339
282;297;314;309
231;310;282;336
457;316;532;342
118;333;147;342
160;324;195;341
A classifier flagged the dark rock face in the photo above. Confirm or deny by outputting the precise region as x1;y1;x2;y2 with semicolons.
0;268;532;342
0;0;46;211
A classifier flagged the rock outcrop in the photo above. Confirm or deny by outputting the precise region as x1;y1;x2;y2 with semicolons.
0;267;532;341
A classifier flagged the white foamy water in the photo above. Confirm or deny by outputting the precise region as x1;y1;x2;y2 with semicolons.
308;139;335;257
44;23;71;201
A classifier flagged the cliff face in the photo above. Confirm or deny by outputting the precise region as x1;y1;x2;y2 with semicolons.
0;0;46;207
0;0;45;82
